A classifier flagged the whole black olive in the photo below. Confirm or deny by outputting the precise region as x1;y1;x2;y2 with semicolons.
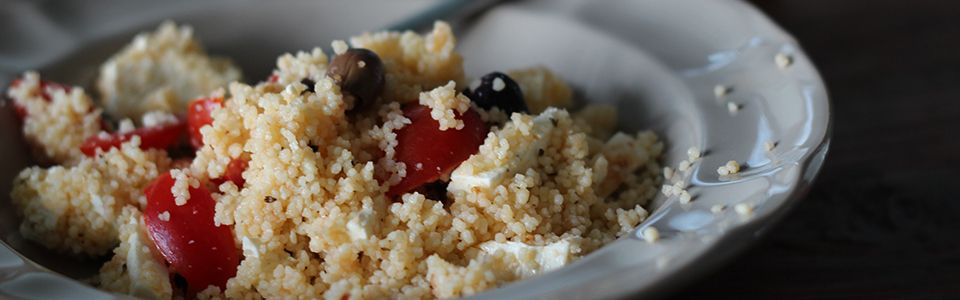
463;72;527;114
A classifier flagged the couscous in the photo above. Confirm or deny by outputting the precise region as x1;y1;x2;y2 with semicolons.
6;21;663;299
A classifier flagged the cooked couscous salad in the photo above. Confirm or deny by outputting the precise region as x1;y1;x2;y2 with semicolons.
6;21;662;299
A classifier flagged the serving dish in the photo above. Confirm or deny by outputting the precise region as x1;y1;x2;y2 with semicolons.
0;0;829;299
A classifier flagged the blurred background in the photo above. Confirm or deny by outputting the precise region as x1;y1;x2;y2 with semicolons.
678;0;960;298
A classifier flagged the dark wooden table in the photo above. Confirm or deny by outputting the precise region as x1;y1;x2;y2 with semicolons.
672;1;960;299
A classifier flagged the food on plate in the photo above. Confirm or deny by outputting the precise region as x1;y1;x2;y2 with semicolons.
717;160;741;176
6;21;662;299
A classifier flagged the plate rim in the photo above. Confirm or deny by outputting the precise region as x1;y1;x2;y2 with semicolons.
0;0;832;299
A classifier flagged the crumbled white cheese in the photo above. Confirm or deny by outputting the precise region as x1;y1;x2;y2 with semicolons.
96;22;240;121
478;239;574;278
346;207;377;241
117;119;136;134
241;236;260;258
89;193;109;219
141;111;180;127
124;225;145;284
106;209;172;299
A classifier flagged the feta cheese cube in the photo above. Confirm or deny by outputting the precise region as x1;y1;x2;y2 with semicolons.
241;236;260;258
100;207;172;300
478;238;575;278
449;108;561;193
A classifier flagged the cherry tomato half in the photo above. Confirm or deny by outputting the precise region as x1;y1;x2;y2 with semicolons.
80;120;186;157
387;104;488;197
186;97;222;149
143;172;239;295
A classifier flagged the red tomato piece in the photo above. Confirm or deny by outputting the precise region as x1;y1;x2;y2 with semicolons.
387;104;488;197
211;158;248;187
80;120;186;156
143;172;239;295
12;104;27;121
186;97;223;149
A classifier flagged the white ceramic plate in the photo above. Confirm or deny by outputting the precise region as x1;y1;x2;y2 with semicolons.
0;0;829;299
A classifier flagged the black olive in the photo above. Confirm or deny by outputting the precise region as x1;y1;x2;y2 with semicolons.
414;180;449;202
172;273;189;292
325;48;385;110
463;72;527;114
300;78;316;94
